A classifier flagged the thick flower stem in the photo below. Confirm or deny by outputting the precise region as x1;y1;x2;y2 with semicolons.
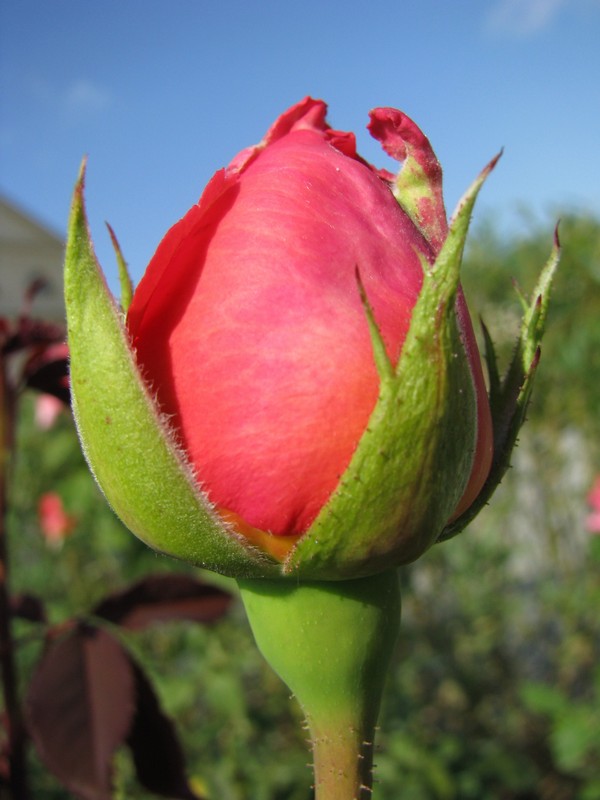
238;570;400;799
308;714;376;799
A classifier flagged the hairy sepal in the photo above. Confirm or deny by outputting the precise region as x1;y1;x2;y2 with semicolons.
439;226;560;541
64;162;279;578
285;160;498;579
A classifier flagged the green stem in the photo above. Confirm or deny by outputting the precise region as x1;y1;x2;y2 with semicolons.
238;570;400;799
308;714;375;799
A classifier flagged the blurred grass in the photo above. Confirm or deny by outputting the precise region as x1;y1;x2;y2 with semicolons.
5;212;600;799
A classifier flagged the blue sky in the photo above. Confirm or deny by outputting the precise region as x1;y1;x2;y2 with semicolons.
1;0;599;291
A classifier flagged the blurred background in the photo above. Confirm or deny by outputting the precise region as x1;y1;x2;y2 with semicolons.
1;1;599;798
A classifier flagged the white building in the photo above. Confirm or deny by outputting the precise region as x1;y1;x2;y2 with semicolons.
0;196;65;322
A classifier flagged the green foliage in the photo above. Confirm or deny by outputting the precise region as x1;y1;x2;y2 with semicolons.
6;211;600;798
462;211;600;442
9;396;166;616
8;395;311;799
377;510;600;799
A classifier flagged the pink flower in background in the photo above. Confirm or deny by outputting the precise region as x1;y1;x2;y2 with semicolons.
35;394;66;430
37;493;76;547
585;477;600;534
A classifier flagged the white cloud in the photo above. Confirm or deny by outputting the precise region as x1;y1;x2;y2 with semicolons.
485;0;570;36
26;75;113;123
64;79;112;116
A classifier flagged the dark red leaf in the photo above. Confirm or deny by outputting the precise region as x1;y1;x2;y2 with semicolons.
23;341;70;403
10;592;46;623
93;574;233;631
126;658;201;799
3;319;65;356
25;622;135;800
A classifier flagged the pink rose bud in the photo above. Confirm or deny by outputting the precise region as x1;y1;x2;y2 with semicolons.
126;98;491;545
64;98;558;579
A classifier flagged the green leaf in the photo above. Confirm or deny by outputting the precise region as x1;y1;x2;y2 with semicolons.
521;681;566;717
64;162;279;579
553;707;599;773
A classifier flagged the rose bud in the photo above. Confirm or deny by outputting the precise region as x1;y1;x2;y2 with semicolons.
64;97;558;580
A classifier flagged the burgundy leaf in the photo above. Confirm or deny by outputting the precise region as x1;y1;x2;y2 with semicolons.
23;341;70;404
2;319;65;356
25;622;135;800
10;592;46;623
93;574;233;631
126;658;201;799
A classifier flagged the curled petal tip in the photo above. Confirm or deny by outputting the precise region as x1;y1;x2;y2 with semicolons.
367;107;434;164
368;106;446;250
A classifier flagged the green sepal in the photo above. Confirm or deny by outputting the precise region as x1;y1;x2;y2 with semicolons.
284;158;498;579
106;222;133;313
64;162;280;578
355;267;394;382
439;226;560;541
